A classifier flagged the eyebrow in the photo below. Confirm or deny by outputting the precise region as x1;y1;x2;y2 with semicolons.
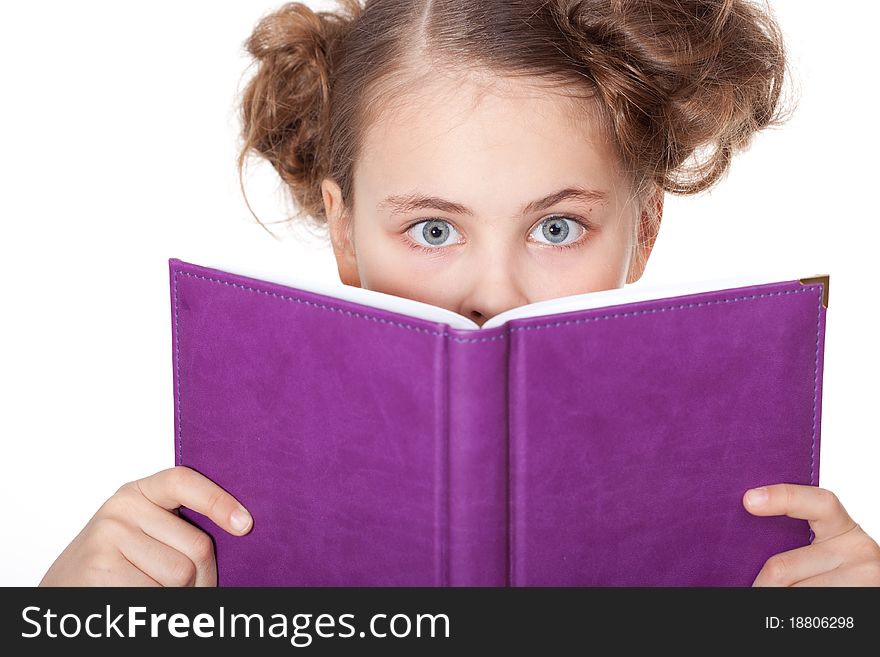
377;186;609;217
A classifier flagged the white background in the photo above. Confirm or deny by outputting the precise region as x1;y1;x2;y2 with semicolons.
1;1;877;585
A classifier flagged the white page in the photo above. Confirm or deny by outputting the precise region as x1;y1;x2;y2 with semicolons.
481;271;802;329
200;258;808;332
198;258;482;330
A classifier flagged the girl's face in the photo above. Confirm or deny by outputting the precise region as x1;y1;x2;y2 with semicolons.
323;72;663;327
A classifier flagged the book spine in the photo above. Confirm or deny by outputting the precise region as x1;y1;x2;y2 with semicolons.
446;324;510;586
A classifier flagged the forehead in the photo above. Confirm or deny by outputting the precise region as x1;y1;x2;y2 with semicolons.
354;71;625;204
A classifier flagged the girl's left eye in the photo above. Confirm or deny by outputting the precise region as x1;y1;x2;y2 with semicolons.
529;216;587;247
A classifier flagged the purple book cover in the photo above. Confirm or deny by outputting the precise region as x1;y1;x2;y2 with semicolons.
168;258;827;586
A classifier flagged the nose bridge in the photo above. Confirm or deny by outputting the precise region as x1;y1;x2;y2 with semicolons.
460;244;528;322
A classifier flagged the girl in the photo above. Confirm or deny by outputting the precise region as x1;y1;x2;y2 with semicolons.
40;0;880;586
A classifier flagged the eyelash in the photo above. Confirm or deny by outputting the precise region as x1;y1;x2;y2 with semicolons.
403;216;592;254
405;239;446;255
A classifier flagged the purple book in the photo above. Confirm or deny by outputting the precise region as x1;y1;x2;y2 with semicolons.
168;257;828;587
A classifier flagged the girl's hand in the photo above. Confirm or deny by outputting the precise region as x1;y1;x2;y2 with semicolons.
39;466;252;586
743;483;880;586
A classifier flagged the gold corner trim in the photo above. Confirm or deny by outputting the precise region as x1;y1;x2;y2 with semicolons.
799;274;830;309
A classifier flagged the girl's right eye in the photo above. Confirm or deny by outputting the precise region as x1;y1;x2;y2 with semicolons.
406;219;463;250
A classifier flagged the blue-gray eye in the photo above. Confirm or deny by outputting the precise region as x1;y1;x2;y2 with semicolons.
408;219;461;248
530;216;584;246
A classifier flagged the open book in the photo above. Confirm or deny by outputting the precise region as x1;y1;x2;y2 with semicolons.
169;257;828;586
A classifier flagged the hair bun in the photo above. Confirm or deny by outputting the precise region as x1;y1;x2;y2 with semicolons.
559;0;795;195
246;3;337;103
238;2;360;228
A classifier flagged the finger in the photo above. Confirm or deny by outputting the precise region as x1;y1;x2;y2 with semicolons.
89;553;162;587
791;561;880;587
752;540;844;587
742;484;857;543
119;528;201;587
135;466;253;536
134;502;218;587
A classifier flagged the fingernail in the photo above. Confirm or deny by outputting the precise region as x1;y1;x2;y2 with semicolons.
230;506;252;532
746;487;769;507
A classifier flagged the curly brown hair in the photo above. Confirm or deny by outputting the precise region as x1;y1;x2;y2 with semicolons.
237;0;795;256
